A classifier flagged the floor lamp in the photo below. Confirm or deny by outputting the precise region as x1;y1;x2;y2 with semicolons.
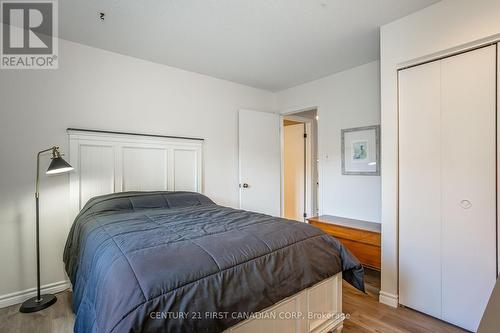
19;146;73;313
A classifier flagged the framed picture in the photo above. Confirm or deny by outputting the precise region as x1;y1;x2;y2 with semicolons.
341;125;380;175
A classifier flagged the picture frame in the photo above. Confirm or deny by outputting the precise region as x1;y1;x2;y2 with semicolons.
341;125;380;176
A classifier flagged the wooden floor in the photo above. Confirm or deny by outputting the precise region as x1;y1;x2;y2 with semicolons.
0;269;467;333
0;291;74;333
342;268;467;333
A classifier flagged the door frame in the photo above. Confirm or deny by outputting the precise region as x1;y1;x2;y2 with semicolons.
280;110;318;221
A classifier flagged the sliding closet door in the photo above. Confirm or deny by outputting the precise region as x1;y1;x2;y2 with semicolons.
399;61;442;318
440;45;497;331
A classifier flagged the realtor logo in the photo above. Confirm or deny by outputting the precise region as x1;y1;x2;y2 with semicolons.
1;0;58;69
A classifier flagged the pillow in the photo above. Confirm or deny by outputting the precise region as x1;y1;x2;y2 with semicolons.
83;191;215;214
164;191;214;208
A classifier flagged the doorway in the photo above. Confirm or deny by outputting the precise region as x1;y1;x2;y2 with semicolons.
281;109;318;221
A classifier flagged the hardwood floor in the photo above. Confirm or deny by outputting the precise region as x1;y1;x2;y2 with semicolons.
362;267;381;300
0;291;74;333
342;268;467;333
0;270;467;333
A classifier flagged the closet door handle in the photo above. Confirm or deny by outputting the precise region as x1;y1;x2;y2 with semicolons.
459;200;472;209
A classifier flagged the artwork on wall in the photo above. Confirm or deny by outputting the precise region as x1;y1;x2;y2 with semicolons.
341;125;380;175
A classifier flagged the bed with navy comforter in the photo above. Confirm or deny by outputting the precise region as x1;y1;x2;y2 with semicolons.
63;191;364;333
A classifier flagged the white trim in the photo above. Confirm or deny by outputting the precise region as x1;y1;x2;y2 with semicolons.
0;280;70;309
379;291;399;308
497;42;500;277
397;34;500;70
280;105;320;116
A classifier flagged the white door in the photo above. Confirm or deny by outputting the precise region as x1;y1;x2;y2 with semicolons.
399;60;443;318
440;45;497;331
239;109;281;216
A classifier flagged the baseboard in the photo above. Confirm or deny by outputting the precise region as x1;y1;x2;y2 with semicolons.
0;280;70;309
379;290;399;308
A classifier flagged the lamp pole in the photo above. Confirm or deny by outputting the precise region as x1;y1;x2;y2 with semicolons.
20;147;72;313
34;147;54;302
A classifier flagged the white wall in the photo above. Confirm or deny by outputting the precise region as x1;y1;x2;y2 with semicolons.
0;39;275;301
380;0;500;307
276;61;381;223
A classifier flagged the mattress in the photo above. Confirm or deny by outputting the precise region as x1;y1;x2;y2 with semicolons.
63;191;364;333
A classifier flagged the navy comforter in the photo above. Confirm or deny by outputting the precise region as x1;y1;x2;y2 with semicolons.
63;191;364;333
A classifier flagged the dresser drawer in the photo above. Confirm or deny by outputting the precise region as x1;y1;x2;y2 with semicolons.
335;238;381;271
309;221;380;247
308;216;381;271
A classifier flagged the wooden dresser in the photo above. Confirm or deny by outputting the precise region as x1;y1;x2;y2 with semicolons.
308;215;381;271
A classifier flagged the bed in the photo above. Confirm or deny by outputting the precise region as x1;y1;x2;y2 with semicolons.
63;191;364;333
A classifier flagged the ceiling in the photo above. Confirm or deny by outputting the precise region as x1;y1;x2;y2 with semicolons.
59;0;440;91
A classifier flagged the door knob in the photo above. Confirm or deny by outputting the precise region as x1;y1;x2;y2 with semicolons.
242;183;249;188
459;200;472;209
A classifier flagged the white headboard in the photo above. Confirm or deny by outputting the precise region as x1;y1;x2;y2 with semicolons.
68;129;204;217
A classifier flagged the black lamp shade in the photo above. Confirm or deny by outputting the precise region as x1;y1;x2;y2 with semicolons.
46;157;73;174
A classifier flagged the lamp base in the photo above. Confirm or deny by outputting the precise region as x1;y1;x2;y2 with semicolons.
19;294;57;313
